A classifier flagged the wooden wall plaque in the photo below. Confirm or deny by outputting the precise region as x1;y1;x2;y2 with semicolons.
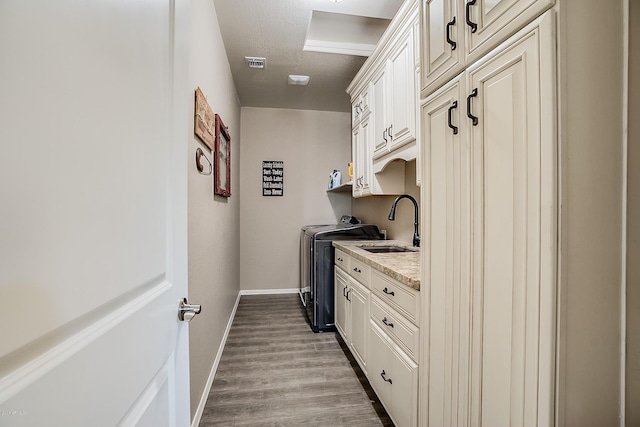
194;87;215;150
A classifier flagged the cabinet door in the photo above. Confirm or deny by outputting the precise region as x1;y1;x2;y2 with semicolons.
335;268;349;340
388;342;419;427
368;321;392;407
352;119;371;197
420;0;464;93
388;27;417;151
466;14;555;427
360;84;371;117
360;118;371;194
464;0;554;62
351;87;371;129
352;125;362;197
371;65;388;160
351;100;360;128
349;279;369;373
369;321;418;427
422;75;471;427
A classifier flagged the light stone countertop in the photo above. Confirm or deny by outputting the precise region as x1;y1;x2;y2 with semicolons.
333;240;421;291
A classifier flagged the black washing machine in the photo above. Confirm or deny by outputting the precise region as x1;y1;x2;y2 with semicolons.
299;215;382;332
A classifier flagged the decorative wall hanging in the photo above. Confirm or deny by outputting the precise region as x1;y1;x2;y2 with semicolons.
262;161;284;196
194;87;215;150
195;147;212;175
214;114;231;197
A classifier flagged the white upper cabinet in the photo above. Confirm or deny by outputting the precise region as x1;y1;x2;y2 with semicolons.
371;65;389;159
352;113;373;197
421;0;465;96
347;0;419;197
420;0;554;96
353;103;406;198
372;26;417;161
388;27;417;152
351;85;370;129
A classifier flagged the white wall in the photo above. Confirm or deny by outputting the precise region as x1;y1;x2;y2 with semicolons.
239;107;352;291
188;0;241;418
627;0;640;424
352;160;421;245
557;0;625;425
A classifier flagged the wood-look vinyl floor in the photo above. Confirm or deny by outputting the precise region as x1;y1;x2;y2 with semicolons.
199;294;394;427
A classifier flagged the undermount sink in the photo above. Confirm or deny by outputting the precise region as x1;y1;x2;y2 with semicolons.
359;245;416;254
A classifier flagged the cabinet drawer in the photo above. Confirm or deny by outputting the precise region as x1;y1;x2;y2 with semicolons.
349;257;371;287
371;296;419;362
335;249;349;271
371;270;419;325
368;321;418;427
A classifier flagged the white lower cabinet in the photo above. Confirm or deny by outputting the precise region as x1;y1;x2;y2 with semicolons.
371;295;420;362
335;250;420;427
334;267;349;341
349;279;369;372
335;265;370;373
369;321;418;427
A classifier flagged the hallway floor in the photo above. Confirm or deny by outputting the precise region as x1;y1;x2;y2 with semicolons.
199;294;393;426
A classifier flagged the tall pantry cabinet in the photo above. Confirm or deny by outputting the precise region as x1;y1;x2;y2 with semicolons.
419;1;625;426
422;13;556;426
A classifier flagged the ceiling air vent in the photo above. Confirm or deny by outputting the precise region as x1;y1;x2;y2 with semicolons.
245;56;266;69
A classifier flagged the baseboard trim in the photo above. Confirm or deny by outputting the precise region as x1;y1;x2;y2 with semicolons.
239;288;299;295
190;291;241;427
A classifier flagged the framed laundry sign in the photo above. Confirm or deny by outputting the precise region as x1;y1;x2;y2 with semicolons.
262;161;284;196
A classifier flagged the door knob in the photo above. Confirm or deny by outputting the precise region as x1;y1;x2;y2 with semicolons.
178;298;201;322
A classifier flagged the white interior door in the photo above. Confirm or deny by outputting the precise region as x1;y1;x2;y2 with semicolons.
0;0;191;426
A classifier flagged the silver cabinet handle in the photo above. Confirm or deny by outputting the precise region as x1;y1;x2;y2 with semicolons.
178;298;201;322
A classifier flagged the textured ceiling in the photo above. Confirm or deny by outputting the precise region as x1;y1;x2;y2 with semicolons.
212;0;404;112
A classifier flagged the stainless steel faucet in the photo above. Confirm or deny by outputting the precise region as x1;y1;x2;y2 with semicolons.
388;194;420;247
